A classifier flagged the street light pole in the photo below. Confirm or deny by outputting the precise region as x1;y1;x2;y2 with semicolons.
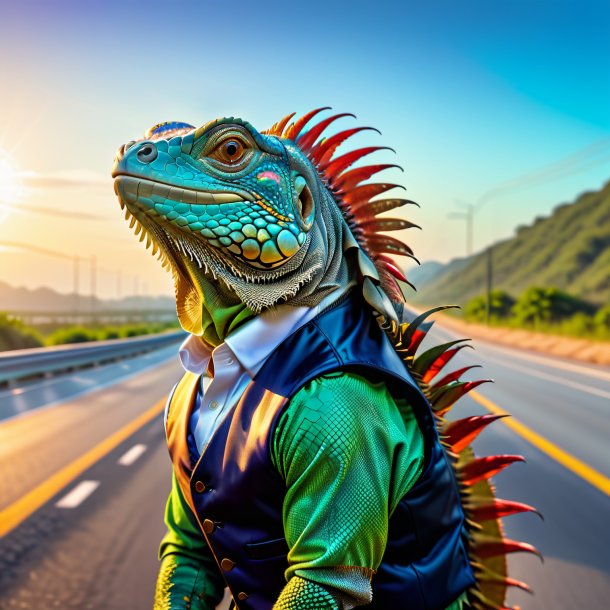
0;241;88;323
90;255;97;319
449;202;494;324
485;247;493;325
448;202;474;257
73;256;80;318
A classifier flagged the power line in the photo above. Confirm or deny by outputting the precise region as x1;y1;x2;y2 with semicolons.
449;137;610;257
474;137;610;212
0;241;83;313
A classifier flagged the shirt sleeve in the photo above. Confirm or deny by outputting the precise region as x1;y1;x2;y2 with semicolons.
155;473;226;609
271;371;425;608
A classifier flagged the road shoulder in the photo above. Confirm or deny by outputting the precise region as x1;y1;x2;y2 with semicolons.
431;313;610;366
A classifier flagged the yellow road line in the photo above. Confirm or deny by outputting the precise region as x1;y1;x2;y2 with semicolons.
0;398;166;538
470;390;610;497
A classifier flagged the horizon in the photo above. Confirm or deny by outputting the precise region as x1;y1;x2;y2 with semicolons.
1;0;609;299
2;175;608;300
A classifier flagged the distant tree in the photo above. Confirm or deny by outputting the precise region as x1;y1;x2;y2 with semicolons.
515;224;528;236
512;286;594;327
563;312;593;336
465;290;515;323
101;327;121;340
48;326;99;345
0;313;43;351
593;305;610;334
124;325;150;337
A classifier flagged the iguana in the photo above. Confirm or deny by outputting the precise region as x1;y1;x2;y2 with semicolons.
112;108;540;610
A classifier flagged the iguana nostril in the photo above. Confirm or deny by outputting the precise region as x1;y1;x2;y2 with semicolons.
137;143;158;163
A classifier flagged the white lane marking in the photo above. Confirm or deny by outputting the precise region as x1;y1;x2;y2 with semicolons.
118;444;147;466
480;352;610;401
55;480;100;509
434;322;610;382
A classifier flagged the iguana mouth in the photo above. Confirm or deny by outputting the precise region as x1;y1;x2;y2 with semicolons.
115;174;254;206
114;175;307;272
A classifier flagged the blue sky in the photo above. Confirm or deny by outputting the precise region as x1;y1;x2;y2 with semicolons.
0;0;608;296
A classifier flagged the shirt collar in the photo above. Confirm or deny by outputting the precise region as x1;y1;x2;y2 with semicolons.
179;290;343;378
178;333;213;376
224;303;315;376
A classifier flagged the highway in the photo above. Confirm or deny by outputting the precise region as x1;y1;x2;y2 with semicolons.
0;326;609;609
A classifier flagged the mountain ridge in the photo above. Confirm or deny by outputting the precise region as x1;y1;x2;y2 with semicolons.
407;180;610;307
0;280;175;312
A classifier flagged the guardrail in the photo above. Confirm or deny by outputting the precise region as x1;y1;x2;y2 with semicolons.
0;331;185;386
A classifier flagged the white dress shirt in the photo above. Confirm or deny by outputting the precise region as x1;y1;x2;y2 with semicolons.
179;293;342;454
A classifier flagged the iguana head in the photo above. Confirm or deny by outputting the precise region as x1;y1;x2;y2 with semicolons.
112;109;418;338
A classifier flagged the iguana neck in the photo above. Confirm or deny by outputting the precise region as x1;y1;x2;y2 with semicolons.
181;276;256;348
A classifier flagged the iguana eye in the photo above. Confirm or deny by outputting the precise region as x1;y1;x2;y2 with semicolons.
209;138;248;166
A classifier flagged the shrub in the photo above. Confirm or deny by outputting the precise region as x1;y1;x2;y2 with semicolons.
100;327;121;340
123;325;151;338
594;305;610;332
559;312;594;336
48;326;100;345
465;290;515;323
593;305;610;339
0;313;44;351
512;286;594;327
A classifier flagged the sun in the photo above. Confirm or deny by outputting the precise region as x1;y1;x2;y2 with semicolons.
0;148;23;220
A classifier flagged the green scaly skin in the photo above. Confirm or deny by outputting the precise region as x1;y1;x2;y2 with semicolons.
112;118;330;342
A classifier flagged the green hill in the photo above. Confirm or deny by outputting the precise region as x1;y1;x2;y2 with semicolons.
410;180;610;307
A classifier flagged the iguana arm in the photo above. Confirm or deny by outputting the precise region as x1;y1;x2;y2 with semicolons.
271;372;425;609
154;473;225;610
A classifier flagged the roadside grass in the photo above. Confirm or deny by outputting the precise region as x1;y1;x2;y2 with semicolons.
0;314;180;351
447;288;610;342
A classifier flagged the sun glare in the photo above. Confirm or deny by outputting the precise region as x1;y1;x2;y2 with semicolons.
0;148;23;221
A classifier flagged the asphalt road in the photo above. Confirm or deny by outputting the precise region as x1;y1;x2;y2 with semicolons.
0;325;609;609
427;323;610;609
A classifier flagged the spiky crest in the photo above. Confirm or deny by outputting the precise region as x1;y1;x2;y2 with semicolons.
263;109;420;301
389;310;541;609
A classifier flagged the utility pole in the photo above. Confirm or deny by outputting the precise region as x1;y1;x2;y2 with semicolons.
449;201;494;324
90;255;97;320
0;242;89;323
485;247;493;325
448;202;474;257
73;256;80;320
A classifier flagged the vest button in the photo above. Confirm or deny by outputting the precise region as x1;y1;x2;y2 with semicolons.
194;480;206;493
202;519;215;534
220;558;236;572
237;592;248;601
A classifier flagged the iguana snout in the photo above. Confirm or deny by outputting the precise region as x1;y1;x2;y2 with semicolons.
112;119;312;273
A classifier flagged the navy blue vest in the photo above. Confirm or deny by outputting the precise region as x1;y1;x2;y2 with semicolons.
166;292;474;609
